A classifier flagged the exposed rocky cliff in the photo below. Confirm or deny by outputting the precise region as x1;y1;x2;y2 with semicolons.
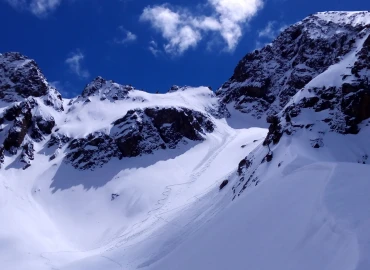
229;11;370;198
65;107;214;170
217;11;370;120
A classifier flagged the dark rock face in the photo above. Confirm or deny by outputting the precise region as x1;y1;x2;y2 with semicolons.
219;180;229;190
276;78;370;140
232;154;261;199
0;146;4;168
3;101;34;154
48;133;71;148
263;115;282;146
0;52;64;111
219;12;370;150
0;52;65;168
20;141;34;169
66;133;120;170
145;107;214;145
237;158;251;176
262;82;370;148
47;133;71;161
112;109;166;157
64;107;215;170
217;12;370;119
1;98;56;157
264;152;273;162
0;52;48;101
111;193;120;201
112;107;214;157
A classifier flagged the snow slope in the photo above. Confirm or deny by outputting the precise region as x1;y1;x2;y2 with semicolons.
0;81;267;269
2;82;369;270
147;162;370;270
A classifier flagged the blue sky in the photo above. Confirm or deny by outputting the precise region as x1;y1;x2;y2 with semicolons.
1;0;369;97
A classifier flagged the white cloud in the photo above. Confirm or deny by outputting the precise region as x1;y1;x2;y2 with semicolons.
65;50;90;79
255;21;287;49
258;21;276;39
140;0;264;55
209;0;264;50
258;21;287;39
114;27;137;45
148;40;161;57
5;0;62;17
140;6;202;55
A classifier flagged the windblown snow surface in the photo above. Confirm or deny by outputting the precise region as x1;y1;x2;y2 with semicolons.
1;85;370;270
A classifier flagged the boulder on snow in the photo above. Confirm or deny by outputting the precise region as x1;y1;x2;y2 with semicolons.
238;158;251;175
265;152;273;163
111;193;120;201
219;180;229;190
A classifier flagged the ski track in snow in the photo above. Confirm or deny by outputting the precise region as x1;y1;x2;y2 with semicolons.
35;125;255;270
107;129;238;251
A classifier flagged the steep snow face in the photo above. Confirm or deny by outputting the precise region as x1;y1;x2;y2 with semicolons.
217;11;370;119
146;162;370;270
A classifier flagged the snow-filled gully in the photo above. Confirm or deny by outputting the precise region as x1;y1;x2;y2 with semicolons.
7;122;266;270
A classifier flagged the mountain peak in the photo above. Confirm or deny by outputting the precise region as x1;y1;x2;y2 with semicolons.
218;10;370;120
81;76;134;101
0;52;48;102
0;52;64;112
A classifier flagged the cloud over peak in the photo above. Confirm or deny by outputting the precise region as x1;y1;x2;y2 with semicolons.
65;50;90;79
258;21;287;39
140;0;264;55
140;6;201;55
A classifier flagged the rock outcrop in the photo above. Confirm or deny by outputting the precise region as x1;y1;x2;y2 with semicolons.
0;52;64;111
0;53;63;168
66;107;215;170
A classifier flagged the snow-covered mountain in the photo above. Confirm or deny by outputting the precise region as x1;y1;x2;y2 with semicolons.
1;11;370;270
218;11;370;119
